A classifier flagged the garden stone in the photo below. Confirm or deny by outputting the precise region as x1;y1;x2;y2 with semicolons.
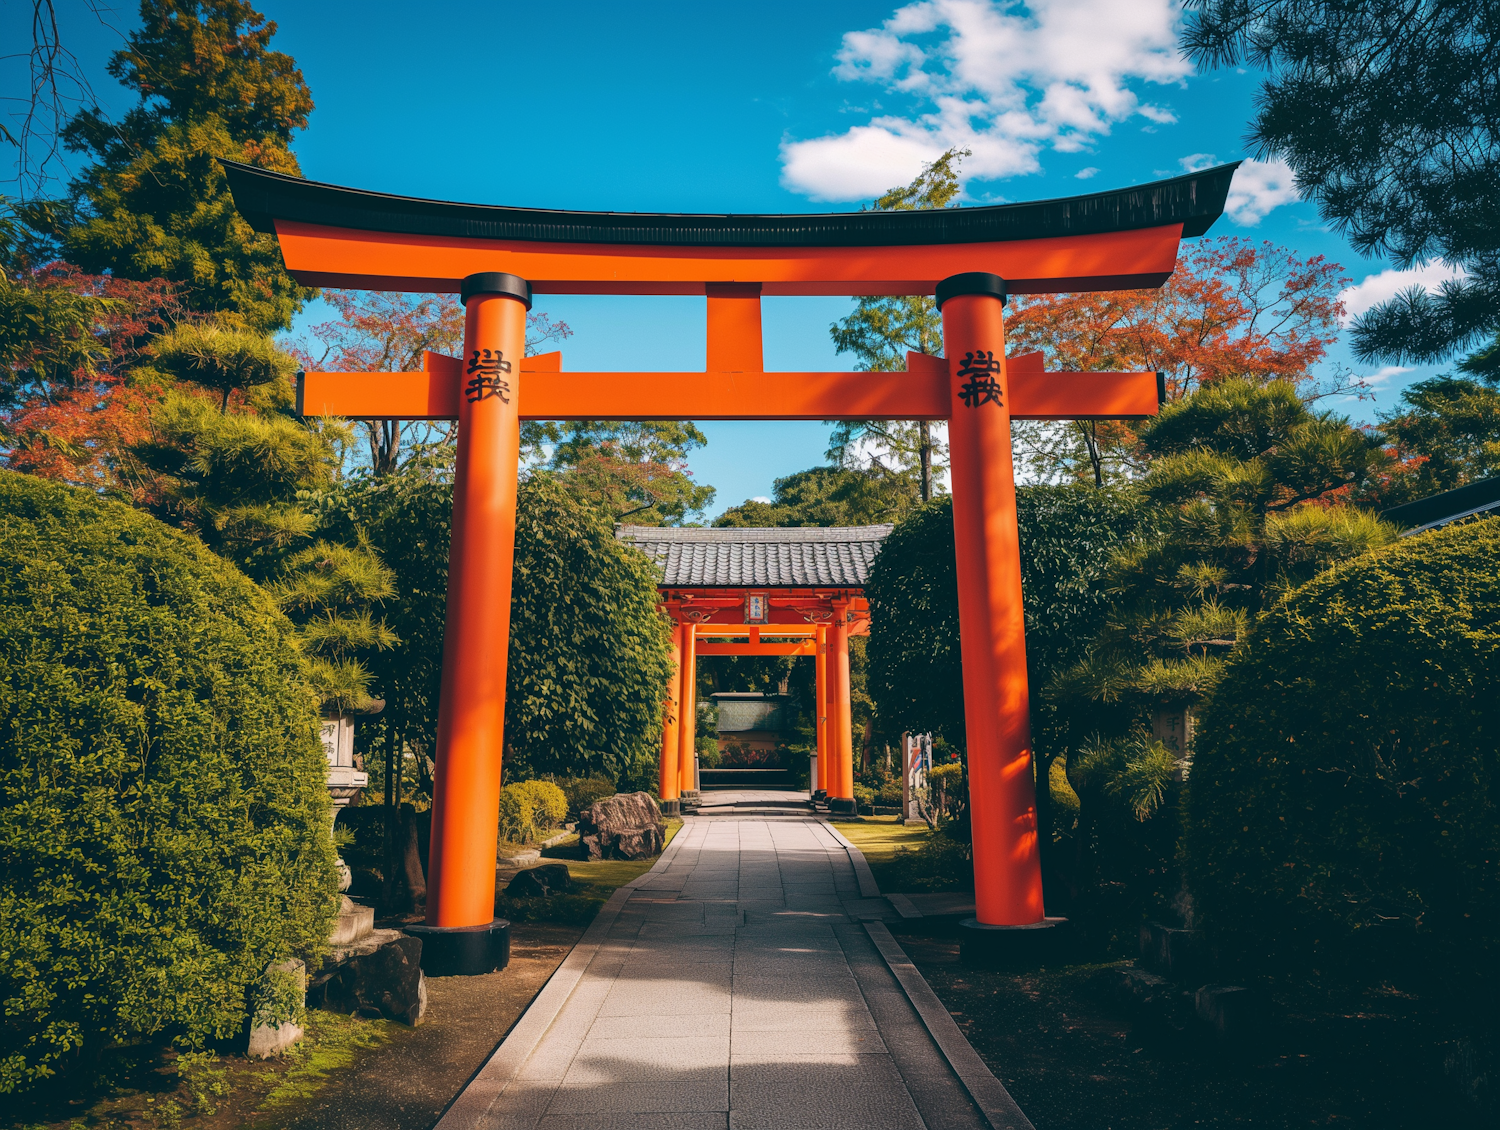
1109;966;1170;1012
506;863;572;897
578;792;664;860
1139;920;1201;980
1195;984;1268;1042
317;935;427;1025
247;959;305;1058
329;895;375;947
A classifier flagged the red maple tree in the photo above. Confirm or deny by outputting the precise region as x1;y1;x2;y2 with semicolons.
294;290;571;474
1004;237;1352;484
2;263;186;489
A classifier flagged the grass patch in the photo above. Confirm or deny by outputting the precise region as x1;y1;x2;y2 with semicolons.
839;818;972;892
255;1011;395;1112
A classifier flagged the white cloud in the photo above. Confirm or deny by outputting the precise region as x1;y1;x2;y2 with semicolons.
1339;262;1469;324
1178;152;1218;173
751;496;773;504
1074;166;1099;179
1224;157;1298;225
1360;365;1411;387
781;0;1190;201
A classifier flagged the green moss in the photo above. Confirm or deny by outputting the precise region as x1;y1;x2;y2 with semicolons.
256;1011;393;1111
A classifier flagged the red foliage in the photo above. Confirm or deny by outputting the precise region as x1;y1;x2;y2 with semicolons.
2;265;187;489
1007;237;1349;399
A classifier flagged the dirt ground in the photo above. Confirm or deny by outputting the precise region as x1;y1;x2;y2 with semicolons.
894;920;1478;1130
258;923;583;1130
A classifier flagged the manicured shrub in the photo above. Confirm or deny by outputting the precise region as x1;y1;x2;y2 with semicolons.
498;780;569;844
0;471;337;1092
1184;520;1500;1000
553;775;617;822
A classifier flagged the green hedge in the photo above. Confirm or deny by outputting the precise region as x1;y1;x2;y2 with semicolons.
1185;520;1500;997
866;487;1146;743
0;471;338;1092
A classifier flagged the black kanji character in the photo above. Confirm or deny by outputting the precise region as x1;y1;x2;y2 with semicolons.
465;348;512;404
957;349;1003;408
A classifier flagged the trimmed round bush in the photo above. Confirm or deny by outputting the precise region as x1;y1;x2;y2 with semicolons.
1184;520;1500;998
0;471;338;1092
498;779;569;844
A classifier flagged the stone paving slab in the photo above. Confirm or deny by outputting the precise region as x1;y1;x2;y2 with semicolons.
436;803;1034;1130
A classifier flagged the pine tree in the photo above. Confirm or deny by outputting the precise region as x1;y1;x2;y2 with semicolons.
53;1;314;331
1050;380;1396;764
1183;1;1500;375
127;327;395;709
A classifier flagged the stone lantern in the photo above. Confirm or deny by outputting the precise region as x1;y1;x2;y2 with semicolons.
320;701;381;891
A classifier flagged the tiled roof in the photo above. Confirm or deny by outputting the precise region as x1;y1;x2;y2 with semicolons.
616;525;893;588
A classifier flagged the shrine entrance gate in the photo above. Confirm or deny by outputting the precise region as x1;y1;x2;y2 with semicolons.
225;159;1236;968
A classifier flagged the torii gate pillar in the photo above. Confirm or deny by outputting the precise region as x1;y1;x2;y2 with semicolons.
407;272;531;974
658;608;684;816
940;272;1053;947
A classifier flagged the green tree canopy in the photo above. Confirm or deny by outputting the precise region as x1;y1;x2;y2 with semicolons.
1051;379;1395;731
49;0;314;330
1370;375;1500;507
327;464;674;788
545;419;715;525
714;465;914;528
1183;1;1500;376
0;470;336;1092
865;486;1148;746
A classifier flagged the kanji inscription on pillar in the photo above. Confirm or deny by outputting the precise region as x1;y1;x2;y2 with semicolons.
957;350;1003;408
465;348;512;403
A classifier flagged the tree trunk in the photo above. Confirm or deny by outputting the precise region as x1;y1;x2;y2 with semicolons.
918;421;933;502
1079;421;1105;487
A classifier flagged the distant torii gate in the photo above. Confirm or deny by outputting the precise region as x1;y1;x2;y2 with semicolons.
225;159;1236;970
616;524;890;814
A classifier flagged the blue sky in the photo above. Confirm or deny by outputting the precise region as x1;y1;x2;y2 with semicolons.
3;1;1460;519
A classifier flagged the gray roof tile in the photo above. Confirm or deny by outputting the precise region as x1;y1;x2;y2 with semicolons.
616;525;893;587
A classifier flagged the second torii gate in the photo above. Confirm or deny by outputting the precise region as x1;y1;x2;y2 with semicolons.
225;158;1236;971
616;524;890;815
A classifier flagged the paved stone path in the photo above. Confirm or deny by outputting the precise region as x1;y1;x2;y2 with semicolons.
437;806;1034;1130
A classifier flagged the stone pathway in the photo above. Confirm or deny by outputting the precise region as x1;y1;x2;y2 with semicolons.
436;805;1034;1130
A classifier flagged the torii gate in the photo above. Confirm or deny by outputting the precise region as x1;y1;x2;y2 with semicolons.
616;524;891;813
225;159;1235;971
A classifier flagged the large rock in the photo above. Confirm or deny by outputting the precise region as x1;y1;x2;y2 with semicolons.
311;934;427;1026
507;863;572;897
579;792;665;860
1195;984;1268;1043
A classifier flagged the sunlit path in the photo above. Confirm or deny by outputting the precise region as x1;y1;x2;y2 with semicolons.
437;813;1033;1130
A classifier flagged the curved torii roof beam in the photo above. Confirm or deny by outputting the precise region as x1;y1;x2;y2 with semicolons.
222;160;1238;296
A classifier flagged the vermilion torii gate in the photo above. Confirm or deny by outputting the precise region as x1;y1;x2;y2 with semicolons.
224;159;1235;971
616;524;888;814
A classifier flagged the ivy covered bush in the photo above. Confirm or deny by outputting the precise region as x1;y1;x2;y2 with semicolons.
1185;520;1500;1000
0;471;338;1093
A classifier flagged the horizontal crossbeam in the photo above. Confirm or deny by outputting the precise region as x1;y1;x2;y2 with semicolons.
296;351;1160;422
695;642;817;656
692;625;816;637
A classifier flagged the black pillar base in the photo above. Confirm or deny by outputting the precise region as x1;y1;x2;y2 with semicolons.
406;918;511;977
811;789;828;801
659;798;681;817
959;917;1069;969
828;797;857;816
